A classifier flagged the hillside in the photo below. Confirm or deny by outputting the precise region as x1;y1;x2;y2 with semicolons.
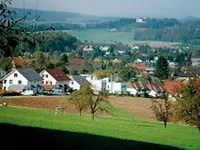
12;7;118;24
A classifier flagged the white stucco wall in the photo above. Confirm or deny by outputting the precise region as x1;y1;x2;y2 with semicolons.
107;82;123;94
69;80;80;90
40;70;57;85
127;88;138;95
2;70;28;91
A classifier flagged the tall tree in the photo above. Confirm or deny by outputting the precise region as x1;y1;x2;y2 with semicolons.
151;95;172;128
176;78;200;132
154;56;169;80
34;49;47;72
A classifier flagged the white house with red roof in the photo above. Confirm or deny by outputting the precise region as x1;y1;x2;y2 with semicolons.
40;69;70;88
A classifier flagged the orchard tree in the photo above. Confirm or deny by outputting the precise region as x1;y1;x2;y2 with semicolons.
176;78;200;132
71;90;88;116
154;56;169;80
74;83;107;120
151;95;172;128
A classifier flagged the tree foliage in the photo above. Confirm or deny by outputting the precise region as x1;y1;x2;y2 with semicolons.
176;78;200;132
71;83;107;119
151;95;172;128
71;89;88;116
154;56;169;80
118;67;136;82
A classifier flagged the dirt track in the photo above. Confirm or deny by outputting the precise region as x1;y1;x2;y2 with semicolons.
0;96;155;120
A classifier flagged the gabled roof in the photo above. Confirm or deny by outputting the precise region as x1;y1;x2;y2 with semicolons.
71;75;89;86
1;68;42;81
17;68;42;81
46;69;70;81
127;81;165;92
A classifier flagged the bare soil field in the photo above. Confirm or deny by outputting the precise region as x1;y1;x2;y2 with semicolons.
0;96;155;120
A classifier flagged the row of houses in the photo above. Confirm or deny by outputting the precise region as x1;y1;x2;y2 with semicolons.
0;67;187;99
0;68;127;96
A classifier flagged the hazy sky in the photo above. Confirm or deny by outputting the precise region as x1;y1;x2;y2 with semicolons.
11;0;200;18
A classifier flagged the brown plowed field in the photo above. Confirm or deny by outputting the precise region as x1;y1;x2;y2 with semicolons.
0;96;155;120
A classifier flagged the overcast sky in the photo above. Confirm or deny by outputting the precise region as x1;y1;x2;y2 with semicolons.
11;0;200;18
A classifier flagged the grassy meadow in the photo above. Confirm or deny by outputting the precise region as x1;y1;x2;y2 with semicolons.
0;106;199;149
66;29;134;43
66;29;181;48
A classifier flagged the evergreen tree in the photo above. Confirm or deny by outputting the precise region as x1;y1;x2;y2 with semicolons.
154;56;169;80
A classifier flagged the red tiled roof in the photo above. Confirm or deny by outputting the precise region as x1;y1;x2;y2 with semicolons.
47;69;70;81
164;80;185;94
128;81;164;92
129;63;146;70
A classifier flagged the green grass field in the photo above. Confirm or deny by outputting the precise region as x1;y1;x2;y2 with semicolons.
66;29;181;48
66;29;134;43
0;106;199;149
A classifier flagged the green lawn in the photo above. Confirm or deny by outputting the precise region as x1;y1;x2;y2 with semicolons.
0;106;199;149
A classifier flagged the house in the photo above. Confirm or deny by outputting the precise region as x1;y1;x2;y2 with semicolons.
0;69;6;79
164;80;186;100
136;17;145;23
134;59;143;64
83;45;93;52
100;46;109;52
127;82;138;96
129;63;146;71
118;50;125;55
40;69;70;92
144;67;155;75
191;57;200;66
127;81;164;97
107;81;127;95
131;45;139;50
178;66;200;81
80;74;107;92
69;75;89;91
1;68;42;94
105;76;127;94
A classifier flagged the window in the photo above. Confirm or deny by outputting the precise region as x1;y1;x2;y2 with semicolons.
4;80;6;84
46;75;48;78
42;81;44;84
18;80;22;84
46;81;48;84
42;75;44;77
9;80;13;84
4;87;6;90
14;73;18;77
91;76;93;80
50;81;52;85
71;81;74;85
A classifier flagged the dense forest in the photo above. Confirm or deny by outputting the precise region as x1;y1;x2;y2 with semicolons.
134;20;200;45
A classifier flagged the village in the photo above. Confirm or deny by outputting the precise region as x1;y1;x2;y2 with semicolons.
1;50;200;100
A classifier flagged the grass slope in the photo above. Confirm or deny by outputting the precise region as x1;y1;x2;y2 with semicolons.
0;107;199;149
